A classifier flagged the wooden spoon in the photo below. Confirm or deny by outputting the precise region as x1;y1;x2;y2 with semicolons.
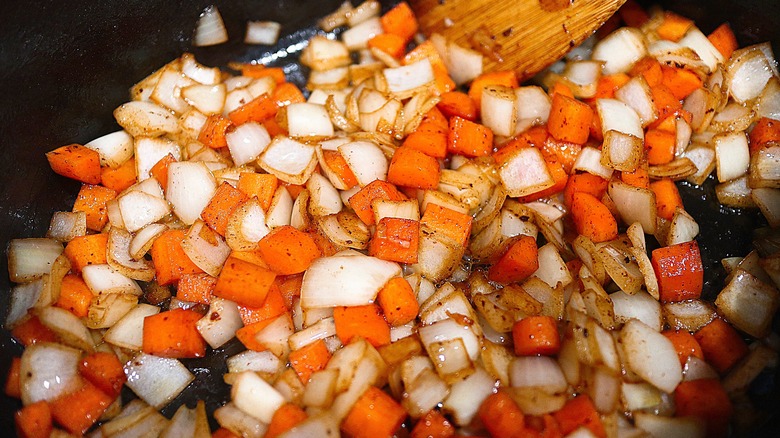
411;0;627;81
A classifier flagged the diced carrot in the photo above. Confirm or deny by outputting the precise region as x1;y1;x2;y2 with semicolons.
694;318;749;374
478;391;526;438
650;179;684;220
201;182;249;236
368;217;420;265
11;315;58;346
334;304;391;348
257;226;321;275
650;84;683;127
517;159;569;203
150;229;204;286
380;1;418;43
540;138;581;175
553;395;605;438
590;73;631;100
661;66;703;100
5;357;21;399
240;65;286;84
277;274;303;310
367;33;407;59
263;116;288;137
402;130;448;159
176;273;217;305
79;352;126;397
674;379;732;438
213;255;277;308
748;117;780;154
342;386;407;438
662;329;705;366
289;339;332;383
708;23;739;60
321;150;359;189
142;308;207;358
629;57;663;87
448;116;494;157
49;380;114;436
488;235;540;284
265;403;308;438
387;146;441;189
548;93;593;145
513;315;560;356
377;277;419;326
549;81;574;99
420;203;473;247
411;410;456;438
420;107;450;133
100;157;137;193
237;282;288;325
468;71;519;108
437;91;478;121
618;0;650;28
645;128;676;165
228;93;279;125
651;241;704;302
15;400;52;438
620;166;650;189
656;11;694;42
563;173;609;209
46;144;102;185
198;114;233;149
571;192;618;243
282;182;305;200
72;184;117;231
348;179;406;225
64;233;108;273
272;82;306;107
237;172;279;211
213;427;241;438
149;153;176;192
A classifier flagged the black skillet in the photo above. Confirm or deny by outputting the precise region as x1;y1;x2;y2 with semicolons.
0;0;778;435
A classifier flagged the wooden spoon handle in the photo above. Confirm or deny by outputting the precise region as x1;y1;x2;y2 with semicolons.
412;0;627;81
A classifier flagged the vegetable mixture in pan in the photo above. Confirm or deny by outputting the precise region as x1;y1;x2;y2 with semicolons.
5;1;780;437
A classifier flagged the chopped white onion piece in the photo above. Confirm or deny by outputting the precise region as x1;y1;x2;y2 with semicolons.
196;297;243;349
573;146;614;180
7;238;63;284
20;343;81;405
245;21;281;45
114;101;180;137
714;131;750;182
286;103;334;138
615;76;657;127
481;85;517;137
85;130;134;168
193;5;228;47
498;147;554;197
338;140;388;186
608;180;657;234
342;17;383;51
36;306;94;351
130;223;168;260
118;190;171;233
634;412;705;438
82;264;142;296
620;319;683;393
104;303;160;350
124;353;195;409
301;251;401;308
510;355;568;394
231;371;286;423
182;83;226;115
679;27;724;72
384;59;435;96
167;161;218;224
181;220;231;277
610;291;662;331
442;366;495;425
597;98;644;139
715;269;780;338
214;403;266;438
259;136;318;185
591;28;647;75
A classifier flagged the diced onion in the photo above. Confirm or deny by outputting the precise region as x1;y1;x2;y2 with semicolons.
245;21;281;45
194;5;228;47
124;353;195;409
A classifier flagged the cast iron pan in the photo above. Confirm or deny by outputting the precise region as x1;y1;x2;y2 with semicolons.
0;0;778;435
